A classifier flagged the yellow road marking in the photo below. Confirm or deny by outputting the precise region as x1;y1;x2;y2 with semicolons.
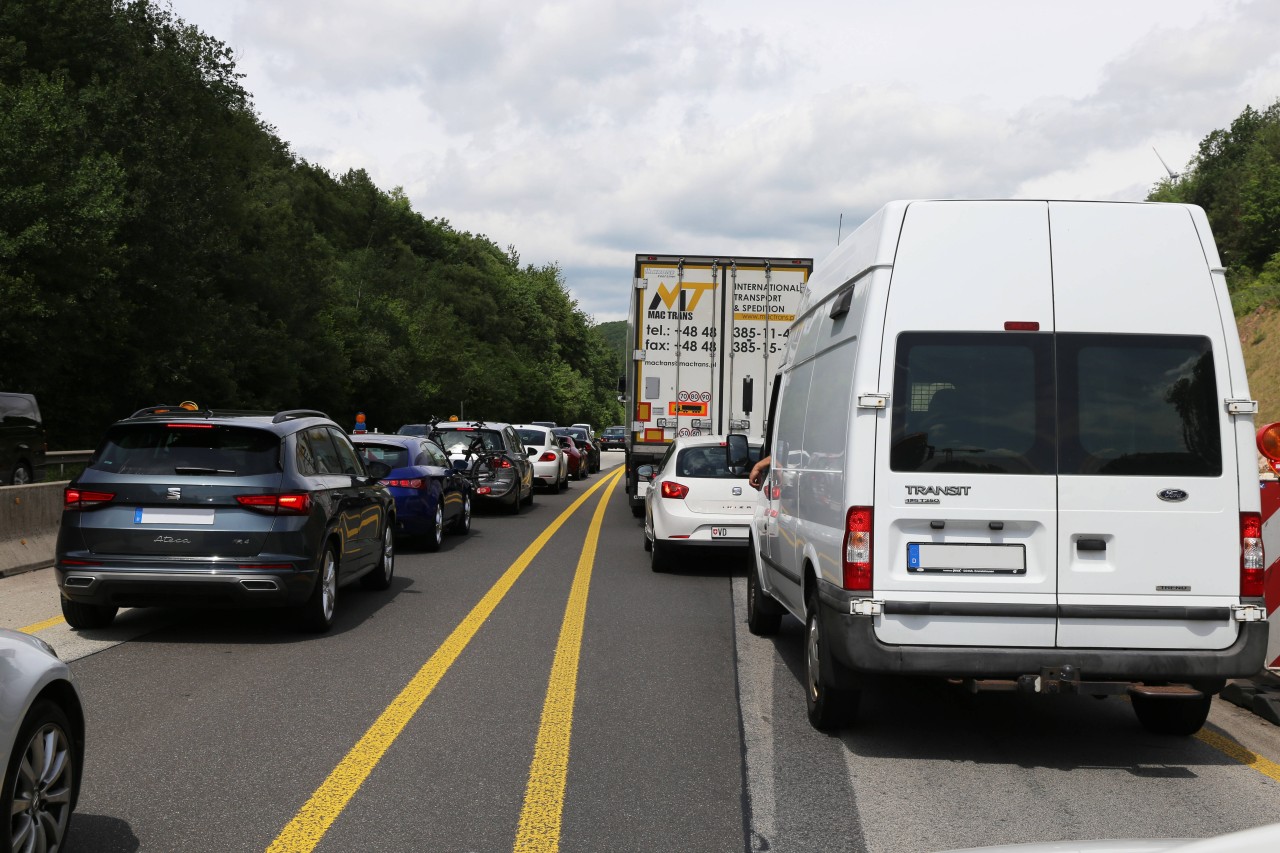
514;471;619;853
19;615;65;634
1196;727;1280;783
267;467;624;853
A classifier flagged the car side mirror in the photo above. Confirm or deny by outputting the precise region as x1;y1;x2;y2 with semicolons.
725;434;750;473
526;446;537;457
366;459;392;480
636;464;655;481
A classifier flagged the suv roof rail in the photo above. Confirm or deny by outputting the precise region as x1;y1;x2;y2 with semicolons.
272;409;329;424
129;403;209;418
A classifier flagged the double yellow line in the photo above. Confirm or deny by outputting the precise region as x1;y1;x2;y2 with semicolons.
268;466;622;853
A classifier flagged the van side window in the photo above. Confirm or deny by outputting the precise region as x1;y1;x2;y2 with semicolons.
889;332;1053;474
1059;334;1221;476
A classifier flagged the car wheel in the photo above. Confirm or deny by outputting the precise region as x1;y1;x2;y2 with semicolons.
746;563;783;636
300;545;338;632
509;489;521;514
523;481;534;506
60;597;117;630
804;587;858;731
559;467;569;491
650;537;672;573
363;525;396;590
1131;691;1212;736
10;462;33;486
452;493;471;535
2;700;77;853
577;465;588;481
423;504;444;553
643;517;652;552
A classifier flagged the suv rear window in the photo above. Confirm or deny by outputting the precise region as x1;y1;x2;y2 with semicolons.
889;332;1221;476
91;424;280;476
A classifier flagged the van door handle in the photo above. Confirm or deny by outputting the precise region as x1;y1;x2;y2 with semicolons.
1076;538;1107;552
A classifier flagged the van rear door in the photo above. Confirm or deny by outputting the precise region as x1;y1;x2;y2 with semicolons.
1049;202;1241;651
875;201;1060;649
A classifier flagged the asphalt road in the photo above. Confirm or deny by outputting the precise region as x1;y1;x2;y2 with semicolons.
5;452;1280;852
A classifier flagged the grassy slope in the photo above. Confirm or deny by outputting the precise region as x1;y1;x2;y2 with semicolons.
1239;306;1280;427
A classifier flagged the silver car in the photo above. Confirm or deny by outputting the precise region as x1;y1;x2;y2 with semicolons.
1;628;84;852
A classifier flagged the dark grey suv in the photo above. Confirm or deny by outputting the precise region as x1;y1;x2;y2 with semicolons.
55;406;396;633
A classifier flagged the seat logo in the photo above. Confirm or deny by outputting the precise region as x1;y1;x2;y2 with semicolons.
167;487;181;501
1157;489;1188;502
732;486;742;496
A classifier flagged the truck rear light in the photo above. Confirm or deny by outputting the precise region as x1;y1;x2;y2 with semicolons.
237;493;312;515
64;488;115;510
1241;511;1264;597
661;481;689;499
843;506;873;591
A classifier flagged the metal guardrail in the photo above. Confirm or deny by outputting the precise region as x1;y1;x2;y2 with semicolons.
45;450;93;480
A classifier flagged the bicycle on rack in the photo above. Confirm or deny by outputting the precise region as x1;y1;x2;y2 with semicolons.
424;417;526;514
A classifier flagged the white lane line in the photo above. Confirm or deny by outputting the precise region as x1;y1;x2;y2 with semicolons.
733;576;778;852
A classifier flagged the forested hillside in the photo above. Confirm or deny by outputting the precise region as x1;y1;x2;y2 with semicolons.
0;0;622;448
1148;100;1280;426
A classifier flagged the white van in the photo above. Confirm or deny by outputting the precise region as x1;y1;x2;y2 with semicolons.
743;200;1269;735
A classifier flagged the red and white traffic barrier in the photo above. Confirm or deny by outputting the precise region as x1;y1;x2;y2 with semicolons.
1260;479;1280;671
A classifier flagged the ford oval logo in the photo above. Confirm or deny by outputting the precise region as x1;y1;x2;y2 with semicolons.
1158;489;1188;503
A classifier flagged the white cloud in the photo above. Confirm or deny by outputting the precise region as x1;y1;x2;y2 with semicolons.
167;0;1280;322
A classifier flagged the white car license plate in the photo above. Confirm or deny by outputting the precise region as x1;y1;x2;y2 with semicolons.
135;508;216;525
711;526;745;539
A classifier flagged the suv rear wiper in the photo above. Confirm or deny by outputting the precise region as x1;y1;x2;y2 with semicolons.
174;466;237;475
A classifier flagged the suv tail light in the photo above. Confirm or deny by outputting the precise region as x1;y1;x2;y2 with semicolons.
843;506;873;592
660;481;689;499
1241;511;1264;597
237;493;313;515
64;488;116;510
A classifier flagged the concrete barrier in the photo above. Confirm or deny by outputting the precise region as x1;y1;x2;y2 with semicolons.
0;482;66;577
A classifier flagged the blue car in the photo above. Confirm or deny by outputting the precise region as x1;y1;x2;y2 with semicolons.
353;435;471;550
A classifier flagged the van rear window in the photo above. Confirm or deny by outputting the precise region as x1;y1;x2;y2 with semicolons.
890;332;1222;477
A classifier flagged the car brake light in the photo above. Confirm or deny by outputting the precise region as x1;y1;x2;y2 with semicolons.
843;506;873;591
661;481;689;499
64;488;115;510
237;493;312;515
385;478;424;489
1241;511;1264;597
538;452;558;462
165;423;215;429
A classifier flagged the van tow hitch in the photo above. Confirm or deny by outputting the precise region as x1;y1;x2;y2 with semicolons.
962;666;1133;696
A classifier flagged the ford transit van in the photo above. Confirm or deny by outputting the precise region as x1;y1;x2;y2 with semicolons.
745;200;1269;735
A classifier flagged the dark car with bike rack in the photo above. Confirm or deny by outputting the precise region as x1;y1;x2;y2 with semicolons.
402;420;534;514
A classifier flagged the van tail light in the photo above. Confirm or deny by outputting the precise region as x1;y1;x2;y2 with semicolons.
843;506;873;591
661;481;689;499
538;452;558;462
1241;511;1264;597
237;493;313;515
64;488;116;510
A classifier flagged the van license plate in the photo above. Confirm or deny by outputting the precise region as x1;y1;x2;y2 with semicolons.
711;526;745;539
907;543;1025;575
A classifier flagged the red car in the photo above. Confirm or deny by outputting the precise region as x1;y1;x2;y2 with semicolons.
557;435;588;480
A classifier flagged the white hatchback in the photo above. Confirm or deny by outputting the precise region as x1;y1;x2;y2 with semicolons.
513;424;569;492
641;436;760;572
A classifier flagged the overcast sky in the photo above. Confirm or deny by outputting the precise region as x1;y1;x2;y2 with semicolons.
165;0;1280;322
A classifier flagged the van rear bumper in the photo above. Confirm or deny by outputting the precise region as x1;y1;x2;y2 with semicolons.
819;592;1269;682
